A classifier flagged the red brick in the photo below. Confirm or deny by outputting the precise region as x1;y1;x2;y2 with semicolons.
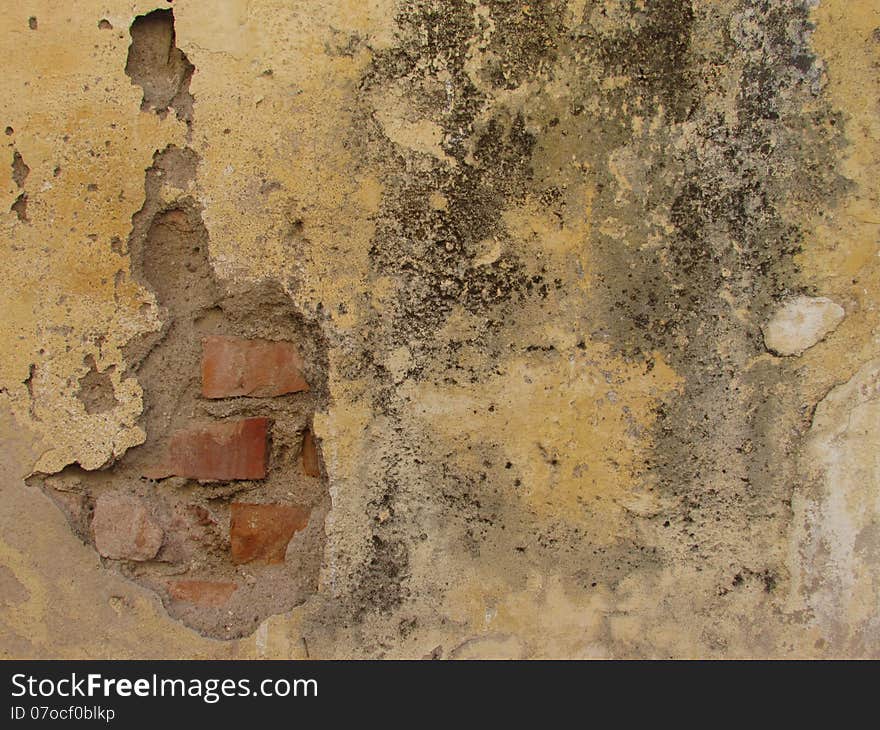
301;429;321;477
201;336;309;398
92;493;163;561
146;418;269;481
230;502;309;564
168;580;237;607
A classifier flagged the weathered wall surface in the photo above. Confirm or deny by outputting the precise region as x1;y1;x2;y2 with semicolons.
1;0;878;658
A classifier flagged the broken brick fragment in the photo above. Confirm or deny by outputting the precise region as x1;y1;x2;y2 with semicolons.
201;335;308;398
92;493;163;561
230;502;309;564
168;580;237;607
146;417;269;481
301;429;321;477
185;504;215;527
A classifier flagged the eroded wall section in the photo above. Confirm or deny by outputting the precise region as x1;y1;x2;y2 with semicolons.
1;0;879;658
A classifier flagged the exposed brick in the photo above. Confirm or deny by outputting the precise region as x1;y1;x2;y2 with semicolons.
201;336;309;398
168;580;237;607
92;493;163;561
230;502;309;564
146;418;269;481
301;429;321;477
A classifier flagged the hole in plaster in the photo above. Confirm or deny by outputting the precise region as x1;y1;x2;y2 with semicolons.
124;9;194;123
29;142;330;640
11;194;28;223
11;151;29;188
76;356;118;415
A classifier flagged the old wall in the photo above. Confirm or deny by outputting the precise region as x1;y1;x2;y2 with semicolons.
1;0;878;658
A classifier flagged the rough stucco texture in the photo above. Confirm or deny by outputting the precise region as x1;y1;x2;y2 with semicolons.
1;0;878;658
